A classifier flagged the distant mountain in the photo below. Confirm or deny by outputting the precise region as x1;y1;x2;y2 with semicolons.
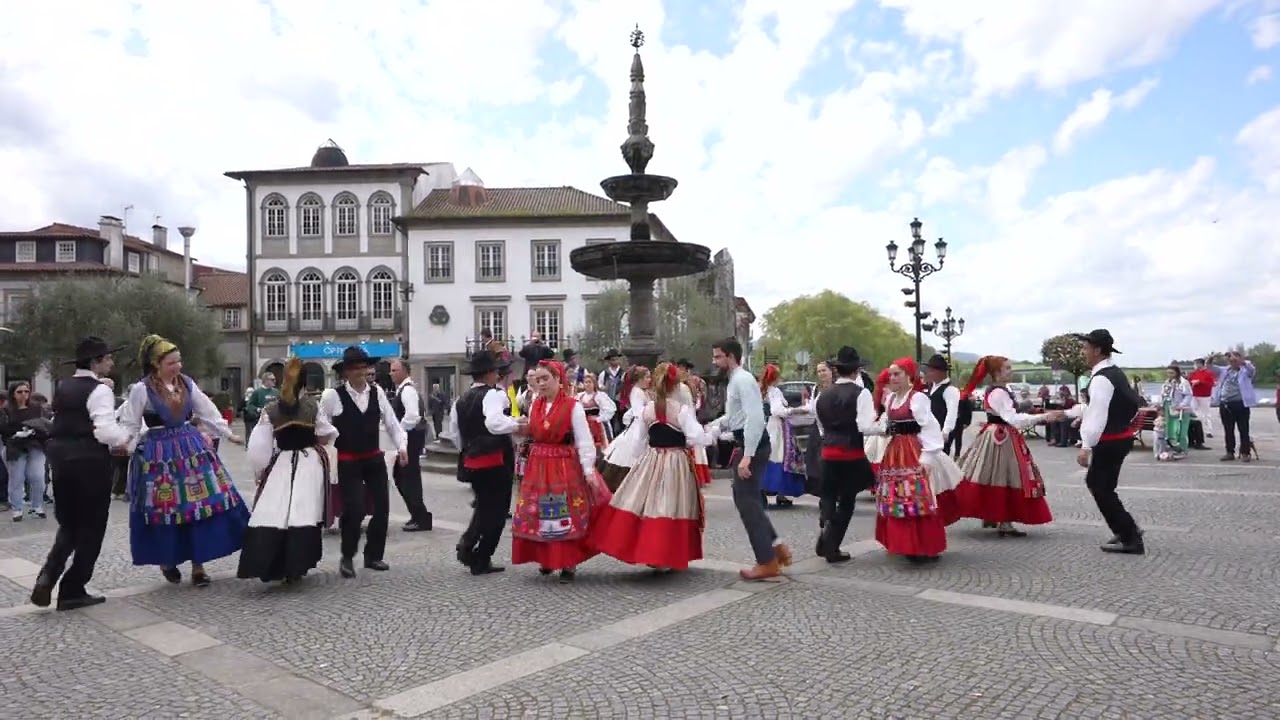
952;351;980;363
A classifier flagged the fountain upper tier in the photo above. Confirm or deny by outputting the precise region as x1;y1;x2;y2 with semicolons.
570;240;710;281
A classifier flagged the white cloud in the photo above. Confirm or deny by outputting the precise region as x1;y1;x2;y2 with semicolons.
1237;106;1280;191
1052;79;1158;155
1249;12;1280;48
1247;64;1274;84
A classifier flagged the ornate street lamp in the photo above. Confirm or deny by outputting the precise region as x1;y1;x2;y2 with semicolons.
929;306;965;371
887;217;947;362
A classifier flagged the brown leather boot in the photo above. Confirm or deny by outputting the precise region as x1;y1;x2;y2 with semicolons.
774;543;793;567
739;560;781;581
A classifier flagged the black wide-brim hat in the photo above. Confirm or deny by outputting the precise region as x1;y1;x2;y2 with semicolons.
602;348;621;360
1072;329;1121;355
831;345;870;372
463;350;511;376
62;335;126;365
925;353;949;372
332;346;379;374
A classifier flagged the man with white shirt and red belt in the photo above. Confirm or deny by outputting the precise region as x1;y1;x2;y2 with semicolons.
319;347;409;579
814;346;880;563
389;359;432;532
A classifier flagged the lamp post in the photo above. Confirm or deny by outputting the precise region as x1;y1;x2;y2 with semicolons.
887;217;947;362
928;306;965;371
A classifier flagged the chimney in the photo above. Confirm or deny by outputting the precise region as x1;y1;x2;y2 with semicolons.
177;226;196;295
151;224;168;251
449;167;487;207
98;215;125;269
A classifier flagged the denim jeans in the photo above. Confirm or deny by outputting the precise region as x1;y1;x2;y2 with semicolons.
7;448;47;514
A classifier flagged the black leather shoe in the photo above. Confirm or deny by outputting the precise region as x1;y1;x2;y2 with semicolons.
824;551;852;564
1101;539;1145;555
57;593;106;611
29;574;55;608
339;558;356;578
470;561;505;576
364;560;390;571
402;520;430;532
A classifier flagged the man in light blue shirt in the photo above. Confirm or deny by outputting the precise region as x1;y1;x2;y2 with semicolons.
708;338;789;580
1205;349;1258;462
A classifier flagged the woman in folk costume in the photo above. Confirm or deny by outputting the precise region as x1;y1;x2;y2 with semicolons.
511;360;610;583
673;365;712;487
760;364;806;506
591;362;714;571
802;361;833;498
576;374;617;457
237;359;336;584
864;368;892;474
120;335;249;587
599;365;652;492
953;355;1060;536
513;368;538;482
875;357;962;561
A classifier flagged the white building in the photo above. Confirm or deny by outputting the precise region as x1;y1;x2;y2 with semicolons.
398;170;678;397
224;141;457;390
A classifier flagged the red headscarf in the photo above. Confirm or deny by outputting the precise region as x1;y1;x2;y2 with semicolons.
890;357;925;393
537;359;571;398
874;368;892;414
759;363;781;397
961;355;1008;400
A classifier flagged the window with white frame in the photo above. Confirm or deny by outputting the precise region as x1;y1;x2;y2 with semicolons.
222;308;241;329
127;253;141;273
424;242;453;282
298;270;323;327
147;254;158;272
531;240;560;281
299;195;323;238
370;269;396;322
584;237;615;246
334;269;359;326
55;241;76;263
532;306;562;350
477;307;506;341
15;241;35;263
264;195;288;238
264;272;288;325
476;241;504;282
334;194;358;236
369;193;395;236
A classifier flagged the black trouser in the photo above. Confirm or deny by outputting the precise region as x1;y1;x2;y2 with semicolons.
393;429;431;525
337;455;390;562
110;455;129;496
817;457;876;555
40;450;113;598
458;465;514;565
1219;401;1252;456
1086;438;1139;542
432;415;444;437
944;427;965;457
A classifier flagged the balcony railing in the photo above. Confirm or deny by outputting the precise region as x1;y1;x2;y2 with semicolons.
255;311;403;333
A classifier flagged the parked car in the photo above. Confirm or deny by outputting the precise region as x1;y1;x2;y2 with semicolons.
777;381;817;428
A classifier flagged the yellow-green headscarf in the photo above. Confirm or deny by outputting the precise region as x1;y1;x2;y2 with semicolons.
139;334;178;374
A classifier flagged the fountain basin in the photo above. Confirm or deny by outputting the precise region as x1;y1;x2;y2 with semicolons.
601;174;679;204
571;241;711;281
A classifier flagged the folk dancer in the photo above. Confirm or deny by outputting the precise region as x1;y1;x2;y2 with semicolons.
599;366;652;492
1070;330;1145;554
707;338;792;580
672;364;712;487
576;374;617;457
874;358;962;562
591;361;714;571
759;364;806;506
813;347;880;563
389;359;433;532
120;335;248;587
598;349;626;438
511;360;608;583
513;369;538;482
319;346;409;579
924;354;965;459
953;356;1059;537
452;350;523;575
238;358;336;584
30;337;131;610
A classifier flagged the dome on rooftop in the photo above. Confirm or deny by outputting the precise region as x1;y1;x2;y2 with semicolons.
455;167;484;187
310;139;350;168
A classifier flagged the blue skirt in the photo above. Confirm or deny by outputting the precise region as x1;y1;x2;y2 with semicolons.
130;504;250;566
761;461;807;497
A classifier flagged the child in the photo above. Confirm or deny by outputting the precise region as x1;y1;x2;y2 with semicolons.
1153;414;1170;461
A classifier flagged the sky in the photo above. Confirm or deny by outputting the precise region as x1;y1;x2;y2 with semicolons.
1;0;1278;366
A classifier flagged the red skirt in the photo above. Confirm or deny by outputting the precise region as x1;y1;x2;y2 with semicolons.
874;435;947;557
589;447;705;569
934;490;961;527
586;417;609;450
511;443;599;571
954;424;1053;525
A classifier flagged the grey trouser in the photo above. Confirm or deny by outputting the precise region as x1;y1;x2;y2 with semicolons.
731;430;779;564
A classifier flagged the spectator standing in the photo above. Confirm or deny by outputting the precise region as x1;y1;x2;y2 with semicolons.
1187;359;1216;438
1205;349;1257;462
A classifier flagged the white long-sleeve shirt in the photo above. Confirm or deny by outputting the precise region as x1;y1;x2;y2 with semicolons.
118;376;233;443
631;400;716;457
69;369;132;448
621;386;649;427
714;366;766;452
984;387;1044;432
318;382;407;453
538;397;599;476
446;383;521;444
815;377;881;438
929;380;961;436
881;390;946;453
394;378;423;434
576;391;617;424
1076;359;1116;450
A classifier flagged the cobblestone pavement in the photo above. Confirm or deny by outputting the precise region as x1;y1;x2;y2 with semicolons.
0;414;1276;719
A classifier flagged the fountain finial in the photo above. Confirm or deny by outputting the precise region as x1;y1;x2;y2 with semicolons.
621;24;655;175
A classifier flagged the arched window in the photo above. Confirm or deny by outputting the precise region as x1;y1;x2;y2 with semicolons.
333;193;358;237
263;271;289;326
298;270;324;328
262;195;288;238
369;269;396;324
298;194;324;238
369;192;395;236
334;269;359;328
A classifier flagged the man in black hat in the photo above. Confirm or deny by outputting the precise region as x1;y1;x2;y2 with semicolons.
1069;329;1145;555
924;354;965;458
598;349;625;436
813;346;880;562
319;346;409;578
452;350;525;575
563;348;586;390
30;337;131;610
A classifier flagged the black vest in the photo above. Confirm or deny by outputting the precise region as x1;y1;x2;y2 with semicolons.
49;375;109;460
815;382;865;450
332;385;381;454
456;385;510;458
927;382;951;427
1089;365;1141;438
390;381;426;436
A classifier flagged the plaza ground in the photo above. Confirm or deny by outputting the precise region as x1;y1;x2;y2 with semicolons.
1;417;1279;719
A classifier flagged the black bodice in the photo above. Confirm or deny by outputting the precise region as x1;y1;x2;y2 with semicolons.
888;420;922;436
275;425;318;452
648;423;687;449
143;411;185;429
584;406;601;417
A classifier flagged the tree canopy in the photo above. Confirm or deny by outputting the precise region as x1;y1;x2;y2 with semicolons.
1039;333;1090;378
755;290;932;375
0;274;224;382
576;276;729;368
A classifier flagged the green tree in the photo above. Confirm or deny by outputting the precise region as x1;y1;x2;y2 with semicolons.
1040;333;1090;379
576;284;629;362
576;277;727;367
756;290;931;374
0;274;224;383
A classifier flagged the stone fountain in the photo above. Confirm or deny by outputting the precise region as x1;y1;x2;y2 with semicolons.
569;25;711;370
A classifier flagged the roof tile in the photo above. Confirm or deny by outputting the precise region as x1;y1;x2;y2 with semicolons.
196;271;249;307
408;186;630;220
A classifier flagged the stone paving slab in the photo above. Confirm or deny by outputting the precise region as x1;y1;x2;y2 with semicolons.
425;582;1280;720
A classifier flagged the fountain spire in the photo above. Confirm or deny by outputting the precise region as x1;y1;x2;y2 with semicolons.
621;24;655;175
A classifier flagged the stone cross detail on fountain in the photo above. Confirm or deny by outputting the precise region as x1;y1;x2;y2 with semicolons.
570;24;712;370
